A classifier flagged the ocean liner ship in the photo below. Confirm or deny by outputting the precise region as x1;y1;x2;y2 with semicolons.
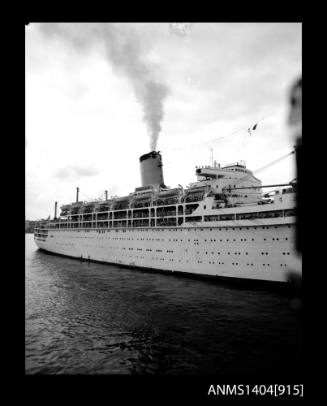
34;151;301;283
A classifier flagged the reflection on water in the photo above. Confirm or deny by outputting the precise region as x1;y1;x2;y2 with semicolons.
25;234;302;375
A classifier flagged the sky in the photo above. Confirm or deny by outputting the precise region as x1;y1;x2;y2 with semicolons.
26;23;302;220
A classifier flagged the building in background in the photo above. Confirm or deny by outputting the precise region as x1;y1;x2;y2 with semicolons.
25;220;36;233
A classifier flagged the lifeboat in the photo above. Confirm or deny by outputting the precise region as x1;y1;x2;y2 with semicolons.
158;187;181;197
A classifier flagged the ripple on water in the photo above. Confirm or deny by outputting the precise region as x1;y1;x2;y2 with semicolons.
25;234;302;375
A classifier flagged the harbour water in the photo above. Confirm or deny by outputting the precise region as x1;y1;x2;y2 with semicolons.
25;234;302;375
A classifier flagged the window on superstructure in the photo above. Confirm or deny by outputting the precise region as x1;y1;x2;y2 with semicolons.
220;214;234;221
258;210;283;219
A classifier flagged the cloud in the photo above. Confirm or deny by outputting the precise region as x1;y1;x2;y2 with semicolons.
55;165;99;180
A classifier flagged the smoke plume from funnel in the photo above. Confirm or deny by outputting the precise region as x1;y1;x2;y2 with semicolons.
38;23;169;151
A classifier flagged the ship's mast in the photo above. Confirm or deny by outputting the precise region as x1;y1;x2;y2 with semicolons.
210;146;214;167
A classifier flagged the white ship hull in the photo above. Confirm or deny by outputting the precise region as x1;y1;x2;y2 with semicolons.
34;217;301;283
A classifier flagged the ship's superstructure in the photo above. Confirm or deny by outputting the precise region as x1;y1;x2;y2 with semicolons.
34;151;301;283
